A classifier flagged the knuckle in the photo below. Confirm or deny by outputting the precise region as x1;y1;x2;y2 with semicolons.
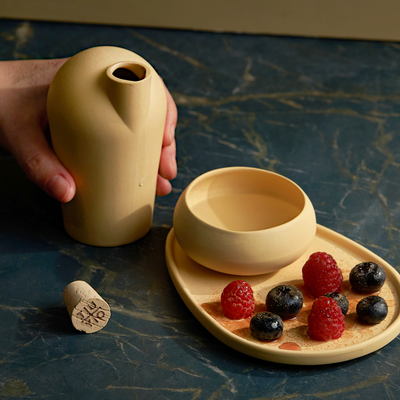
22;152;48;181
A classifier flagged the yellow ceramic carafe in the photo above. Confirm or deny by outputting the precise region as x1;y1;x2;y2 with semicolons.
47;46;167;246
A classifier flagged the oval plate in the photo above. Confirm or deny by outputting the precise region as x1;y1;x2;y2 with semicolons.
165;225;400;365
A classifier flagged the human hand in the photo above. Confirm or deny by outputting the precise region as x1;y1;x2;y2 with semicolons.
0;59;177;202
157;83;178;196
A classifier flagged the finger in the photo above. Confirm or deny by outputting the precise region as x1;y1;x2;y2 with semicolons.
159;138;177;181
162;85;178;147
156;174;172;197
7;124;75;202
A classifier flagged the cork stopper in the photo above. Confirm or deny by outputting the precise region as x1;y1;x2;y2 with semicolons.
63;280;111;333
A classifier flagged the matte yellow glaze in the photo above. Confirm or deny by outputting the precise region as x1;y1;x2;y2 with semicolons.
48;46;167;246
173;167;316;275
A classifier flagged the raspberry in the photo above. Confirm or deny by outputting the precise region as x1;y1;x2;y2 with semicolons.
308;296;345;340
221;280;255;319
302;252;343;297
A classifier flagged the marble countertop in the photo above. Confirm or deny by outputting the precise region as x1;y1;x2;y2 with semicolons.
1;18;400;399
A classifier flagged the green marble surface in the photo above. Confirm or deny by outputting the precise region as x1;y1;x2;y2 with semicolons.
1;19;400;399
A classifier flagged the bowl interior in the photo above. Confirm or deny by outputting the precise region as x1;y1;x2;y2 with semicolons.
186;169;305;232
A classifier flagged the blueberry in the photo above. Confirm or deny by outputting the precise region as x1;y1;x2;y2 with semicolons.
250;312;283;341
324;292;349;315
350;262;386;293
356;296;388;324
266;285;303;319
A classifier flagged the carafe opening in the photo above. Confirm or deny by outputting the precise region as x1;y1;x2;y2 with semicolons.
112;64;146;81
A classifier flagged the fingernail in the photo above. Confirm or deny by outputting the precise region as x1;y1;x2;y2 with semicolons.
46;174;70;202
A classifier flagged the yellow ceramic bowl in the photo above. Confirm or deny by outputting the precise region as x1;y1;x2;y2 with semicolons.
173;167;316;275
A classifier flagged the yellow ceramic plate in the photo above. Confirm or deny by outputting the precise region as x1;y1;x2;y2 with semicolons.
165;225;400;365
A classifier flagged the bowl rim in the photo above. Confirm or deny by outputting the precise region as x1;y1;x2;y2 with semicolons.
179;166;313;235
